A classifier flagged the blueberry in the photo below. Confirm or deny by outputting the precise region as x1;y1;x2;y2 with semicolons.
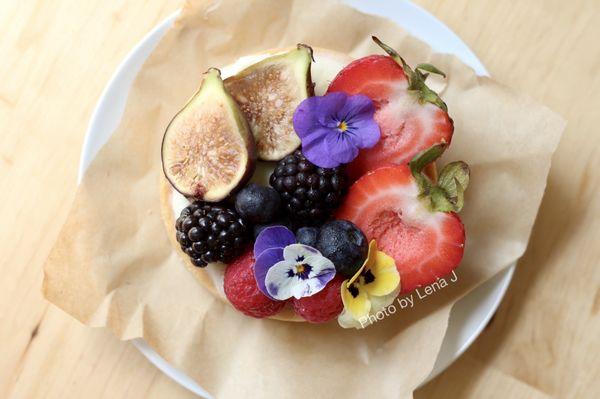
316;220;368;277
296;227;319;247
234;184;281;224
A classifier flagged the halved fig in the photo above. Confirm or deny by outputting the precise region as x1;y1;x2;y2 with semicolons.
161;68;256;201
225;44;314;161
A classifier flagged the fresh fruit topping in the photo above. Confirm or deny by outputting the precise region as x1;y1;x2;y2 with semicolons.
292;92;380;168
316;220;368;278
225;44;314;161
175;201;250;266
295;226;319;247
338;240;401;329
234;183;281;224
224;247;286;318
253;226;336;300
162;68;255;201
269;149;347;226
335;145;470;294
292;276;345;323
327;37;453;180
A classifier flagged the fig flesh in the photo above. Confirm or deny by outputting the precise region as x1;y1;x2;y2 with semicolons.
162;68;256;201
225;45;313;161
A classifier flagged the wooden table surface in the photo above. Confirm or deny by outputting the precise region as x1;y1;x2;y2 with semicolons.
1;0;599;398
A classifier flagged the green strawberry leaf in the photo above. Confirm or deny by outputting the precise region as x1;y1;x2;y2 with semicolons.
372;36;448;112
429;187;457;212
438;161;470;211
408;145;471;213
409;144;446;195
415;63;446;78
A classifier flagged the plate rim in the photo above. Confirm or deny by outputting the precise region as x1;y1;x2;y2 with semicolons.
79;1;515;397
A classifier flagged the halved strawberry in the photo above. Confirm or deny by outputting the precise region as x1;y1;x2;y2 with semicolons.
327;37;453;181
335;145;469;294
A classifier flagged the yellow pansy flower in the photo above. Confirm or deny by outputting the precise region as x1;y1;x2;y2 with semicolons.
338;240;401;329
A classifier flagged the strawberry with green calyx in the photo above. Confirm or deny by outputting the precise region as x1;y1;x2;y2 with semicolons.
328;37;453;181
409;143;470;213
335;145;470;294
371;36;448;112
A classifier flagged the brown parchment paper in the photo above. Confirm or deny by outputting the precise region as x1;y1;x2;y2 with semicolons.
43;0;566;398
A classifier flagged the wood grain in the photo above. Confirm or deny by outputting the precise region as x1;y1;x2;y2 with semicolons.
0;0;598;398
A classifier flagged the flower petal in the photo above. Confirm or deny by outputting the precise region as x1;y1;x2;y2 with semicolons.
347;240;377;286
301;127;341;168
362;250;401;297
340;94;375;122
254;225;295;259
346;117;380;149
341;94;380;149
304;254;336;286
317;92;348;126
254;247;284;299
337;309;364;329
282;243;320;262
265;260;331;300
338;283;400;329
368;284;400;315
325;131;360;164
264;260;299;300
292;96;323;138
265;246;336;300
341;281;371;320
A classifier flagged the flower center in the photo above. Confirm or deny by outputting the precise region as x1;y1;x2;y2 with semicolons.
288;263;313;280
348;283;360;298
338;120;348;132
363;269;376;284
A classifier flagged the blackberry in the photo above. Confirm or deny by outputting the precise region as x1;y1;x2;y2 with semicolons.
269;150;347;226
175;201;249;267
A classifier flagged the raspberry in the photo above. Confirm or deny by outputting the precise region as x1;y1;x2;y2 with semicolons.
223;248;286;318
292;276;345;323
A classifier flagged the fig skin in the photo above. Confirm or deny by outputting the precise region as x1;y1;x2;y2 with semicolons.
161;68;256;202
225;44;314;161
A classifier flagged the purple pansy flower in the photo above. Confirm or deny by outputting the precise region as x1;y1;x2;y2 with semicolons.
264;244;336;300
254;226;296;298
292;92;380;168
253;226;336;300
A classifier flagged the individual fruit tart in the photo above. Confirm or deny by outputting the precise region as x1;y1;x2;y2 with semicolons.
160;37;471;328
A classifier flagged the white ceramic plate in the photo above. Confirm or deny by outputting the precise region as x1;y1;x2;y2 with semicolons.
79;1;515;397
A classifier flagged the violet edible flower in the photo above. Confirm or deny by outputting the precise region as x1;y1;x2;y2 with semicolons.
292;92;380;168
